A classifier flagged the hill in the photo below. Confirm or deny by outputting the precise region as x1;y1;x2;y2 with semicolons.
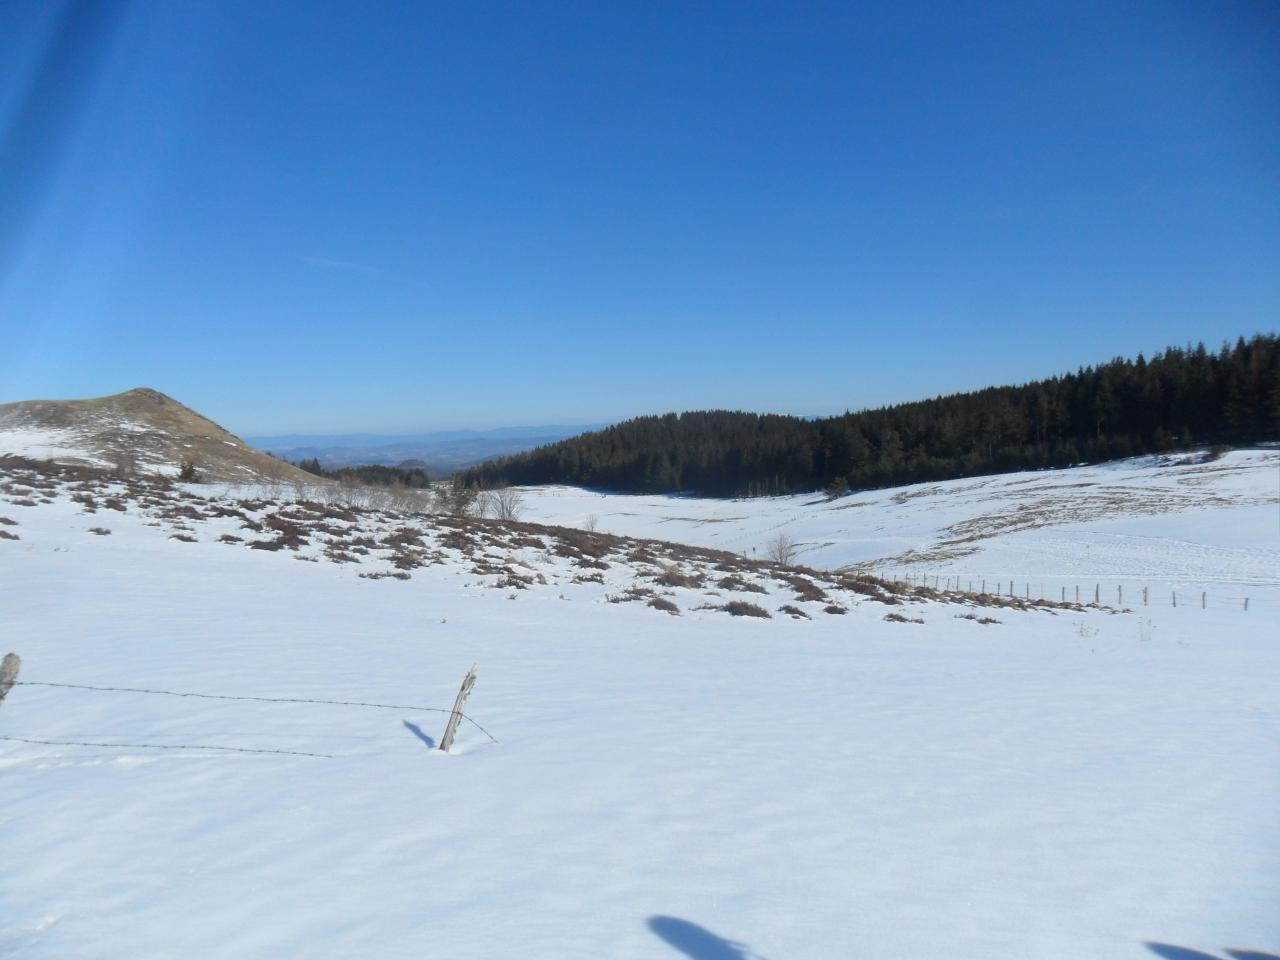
465;335;1280;496
0;387;312;484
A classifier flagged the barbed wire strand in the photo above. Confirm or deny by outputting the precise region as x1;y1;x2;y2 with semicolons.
0;734;330;759
12;680;499;743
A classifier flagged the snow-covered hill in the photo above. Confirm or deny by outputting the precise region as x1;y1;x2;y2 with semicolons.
515;449;1280;607
1;454;1277;959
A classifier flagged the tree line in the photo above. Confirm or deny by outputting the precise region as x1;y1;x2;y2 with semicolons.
462;335;1280;497
293;459;434;489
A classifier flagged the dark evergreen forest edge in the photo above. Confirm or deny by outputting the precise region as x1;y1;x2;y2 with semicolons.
452;335;1278;498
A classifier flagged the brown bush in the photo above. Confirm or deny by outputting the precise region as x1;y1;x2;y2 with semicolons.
654;564;702;588
717;575;768;594
782;575;827;603
648;596;680;615
722;601;771;619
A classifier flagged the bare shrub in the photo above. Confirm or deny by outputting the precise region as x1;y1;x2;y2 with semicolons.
778;604;810;620
722;601;771;619
884;612;924;624
956;613;1001;625
782;575;826;603
717;575;768;595
766;532;800;566
648;596;680;615
88;527;112;535
0;529;18;541
654;563;702;588
823;604;847;615
479;486;524;521
584;514;599;532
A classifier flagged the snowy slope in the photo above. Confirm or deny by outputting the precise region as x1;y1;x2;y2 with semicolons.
1;458;1277;960
515;449;1280;605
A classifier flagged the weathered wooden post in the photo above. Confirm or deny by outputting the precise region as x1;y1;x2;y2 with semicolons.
0;653;20;709
439;664;477;753
1118;585;1123;605
1244;597;1249;612
1201;591;1206;609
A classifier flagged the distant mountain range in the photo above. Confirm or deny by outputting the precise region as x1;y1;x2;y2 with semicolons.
244;424;608;473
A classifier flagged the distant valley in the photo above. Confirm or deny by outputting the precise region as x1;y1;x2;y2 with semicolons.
245;424;608;473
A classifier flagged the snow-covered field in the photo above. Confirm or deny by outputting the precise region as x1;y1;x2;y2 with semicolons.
2;454;1278;960
517;449;1280;609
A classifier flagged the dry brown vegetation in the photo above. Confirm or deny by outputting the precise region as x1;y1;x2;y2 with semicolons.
0;455;1091;624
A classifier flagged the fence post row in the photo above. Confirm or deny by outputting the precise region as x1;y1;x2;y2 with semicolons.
898;578;1254;612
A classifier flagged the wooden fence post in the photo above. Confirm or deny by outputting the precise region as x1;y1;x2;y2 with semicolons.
1201;591;1206;609
0;653;20;709
439;664;478;753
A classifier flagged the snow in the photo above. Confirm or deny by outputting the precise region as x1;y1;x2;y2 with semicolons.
515;450;1280;605
1;456;1278;959
0;425;112;468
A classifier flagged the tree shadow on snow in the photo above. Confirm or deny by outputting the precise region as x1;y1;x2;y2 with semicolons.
647;916;766;960
1146;944;1280;960
402;720;435;749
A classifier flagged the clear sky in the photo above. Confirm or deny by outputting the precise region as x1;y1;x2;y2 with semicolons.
1;1;1276;434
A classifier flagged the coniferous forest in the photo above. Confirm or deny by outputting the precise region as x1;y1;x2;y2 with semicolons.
464;335;1280;497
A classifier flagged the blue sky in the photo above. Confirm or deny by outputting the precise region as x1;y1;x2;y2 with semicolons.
1;1;1276;434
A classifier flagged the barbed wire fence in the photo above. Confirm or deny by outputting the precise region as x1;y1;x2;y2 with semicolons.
878;572;1276;611
0;656;496;759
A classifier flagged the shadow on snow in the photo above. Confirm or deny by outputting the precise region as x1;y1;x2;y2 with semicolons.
647;916;767;960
